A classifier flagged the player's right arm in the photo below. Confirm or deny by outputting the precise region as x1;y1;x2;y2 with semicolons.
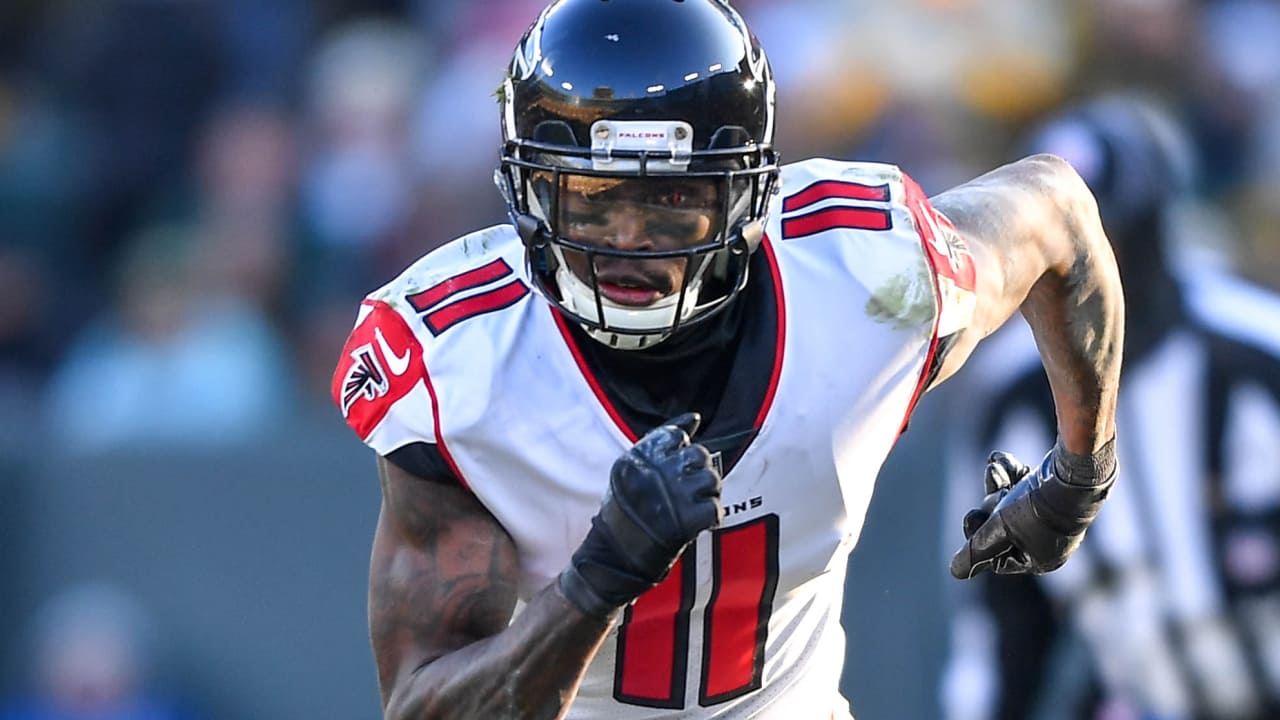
371;456;612;720
370;413;722;720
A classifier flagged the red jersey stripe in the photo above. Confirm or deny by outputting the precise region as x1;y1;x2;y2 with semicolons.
782;179;890;213
423;280;529;336
408;258;513;312
782;206;891;239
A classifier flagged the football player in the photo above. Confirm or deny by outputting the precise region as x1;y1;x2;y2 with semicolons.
331;1;1124;717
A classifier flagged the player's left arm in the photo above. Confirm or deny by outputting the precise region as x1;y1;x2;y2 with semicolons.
923;153;1125;578
924;153;1122;452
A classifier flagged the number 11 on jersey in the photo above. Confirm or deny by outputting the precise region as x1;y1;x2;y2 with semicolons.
613;514;781;709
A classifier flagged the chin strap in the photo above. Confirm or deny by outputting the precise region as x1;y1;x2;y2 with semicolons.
738;219;764;255
515;213;546;248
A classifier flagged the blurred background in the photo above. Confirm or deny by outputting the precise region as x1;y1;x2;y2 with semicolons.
1;0;1278;718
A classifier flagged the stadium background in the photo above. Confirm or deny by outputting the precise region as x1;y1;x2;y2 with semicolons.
0;1;1277;718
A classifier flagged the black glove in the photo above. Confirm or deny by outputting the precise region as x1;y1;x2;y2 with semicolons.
559;412;723;618
950;437;1117;579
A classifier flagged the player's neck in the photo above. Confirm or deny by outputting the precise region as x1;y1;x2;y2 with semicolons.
568;290;748;429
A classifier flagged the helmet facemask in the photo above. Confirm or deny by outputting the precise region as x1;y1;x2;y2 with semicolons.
499;119;777;349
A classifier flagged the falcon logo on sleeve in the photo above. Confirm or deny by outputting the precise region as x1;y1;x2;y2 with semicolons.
332;301;425;439
902;173;976;339
340;342;388;415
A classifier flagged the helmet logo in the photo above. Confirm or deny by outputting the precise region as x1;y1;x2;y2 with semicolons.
590;120;694;172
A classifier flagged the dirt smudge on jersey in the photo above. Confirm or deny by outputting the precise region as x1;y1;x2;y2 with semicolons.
461;230;497;257
864;267;933;331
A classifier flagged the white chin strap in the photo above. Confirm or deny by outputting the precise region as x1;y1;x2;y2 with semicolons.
553;256;712;351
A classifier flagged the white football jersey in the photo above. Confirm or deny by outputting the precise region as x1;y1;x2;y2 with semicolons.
334;159;975;718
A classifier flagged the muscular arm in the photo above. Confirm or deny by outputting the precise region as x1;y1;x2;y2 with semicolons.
927;154;1124;454
370;456;614;720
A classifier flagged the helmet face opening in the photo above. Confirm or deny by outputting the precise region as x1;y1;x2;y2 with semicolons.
496;0;780;349
546;173;723;301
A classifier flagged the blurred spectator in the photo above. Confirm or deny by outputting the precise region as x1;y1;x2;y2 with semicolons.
0;70;83;441
1180;3;1276;203
1;583;201;720
0;248;51;444
193;103;301;323
746;0;1079;193
300;18;429;287
41;224;295;454
47;0;226;292
1076;0;1196;96
941;94;1280;720
407;0;542;255
217;0;312;102
292;18;432;400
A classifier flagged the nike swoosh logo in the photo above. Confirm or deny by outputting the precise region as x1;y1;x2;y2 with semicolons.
374;328;412;376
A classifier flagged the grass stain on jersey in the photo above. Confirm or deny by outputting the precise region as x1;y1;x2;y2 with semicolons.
864;269;934;331
462;230;497;257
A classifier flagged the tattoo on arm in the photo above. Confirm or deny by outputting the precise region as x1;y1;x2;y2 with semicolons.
931;154;1124;452
1022;208;1124;453
371;458;517;664
370;457;615;720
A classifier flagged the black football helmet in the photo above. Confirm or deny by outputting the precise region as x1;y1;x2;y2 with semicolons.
496;0;779;349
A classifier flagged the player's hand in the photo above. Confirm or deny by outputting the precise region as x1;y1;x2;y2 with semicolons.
559;412;723;618
950;439;1116;579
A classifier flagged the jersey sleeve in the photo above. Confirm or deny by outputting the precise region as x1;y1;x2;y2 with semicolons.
331;298;441;459
901;172;976;341
898;171;978;424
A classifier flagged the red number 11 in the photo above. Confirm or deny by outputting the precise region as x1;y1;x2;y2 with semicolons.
613;514;781;709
